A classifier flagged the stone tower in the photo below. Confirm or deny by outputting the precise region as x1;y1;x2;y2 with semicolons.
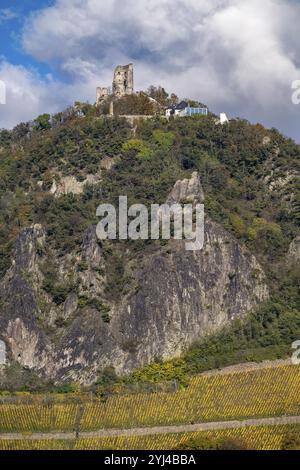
112;64;134;98
96;64;134;105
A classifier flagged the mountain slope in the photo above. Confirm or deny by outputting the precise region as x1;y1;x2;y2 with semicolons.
0;112;299;387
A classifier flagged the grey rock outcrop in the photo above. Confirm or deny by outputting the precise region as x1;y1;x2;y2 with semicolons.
50;174;102;197
0;175;269;384
0;225;54;371
288;236;300;263
166;171;205;204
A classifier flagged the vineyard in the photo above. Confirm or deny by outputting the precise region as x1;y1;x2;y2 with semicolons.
0;424;299;450
0;364;299;433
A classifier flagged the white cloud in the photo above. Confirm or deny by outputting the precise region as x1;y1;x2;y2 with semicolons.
0;62;56;128
1;0;300;139
0;60;102;129
0;8;17;23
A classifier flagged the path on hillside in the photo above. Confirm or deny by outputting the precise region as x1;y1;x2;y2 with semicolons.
199;358;293;377
0;415;299;441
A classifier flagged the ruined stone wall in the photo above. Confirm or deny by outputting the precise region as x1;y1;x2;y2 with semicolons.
96;87;109;105
112;64;134;98
96;64;134;104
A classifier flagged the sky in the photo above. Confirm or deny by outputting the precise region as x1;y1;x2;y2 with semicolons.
0;0;300;141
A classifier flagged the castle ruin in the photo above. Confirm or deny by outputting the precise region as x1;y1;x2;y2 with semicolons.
96;63;134;105
113;64;134;97
96;87;109;104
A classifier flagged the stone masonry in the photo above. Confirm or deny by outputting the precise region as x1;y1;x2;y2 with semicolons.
96;64;134;104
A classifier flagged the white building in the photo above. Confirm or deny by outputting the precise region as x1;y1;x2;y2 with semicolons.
166;101;208;118
220;113;229;124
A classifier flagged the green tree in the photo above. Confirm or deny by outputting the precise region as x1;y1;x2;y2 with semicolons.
34;113;51;131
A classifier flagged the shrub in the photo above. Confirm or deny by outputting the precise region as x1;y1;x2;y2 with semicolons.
247;217;285;258
152;130;175;149
122;139;152;160
34;114;51;131
281;431;300;450
229;213;246;238
176;436;218;450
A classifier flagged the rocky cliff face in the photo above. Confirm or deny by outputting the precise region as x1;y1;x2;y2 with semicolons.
0;174;269;384
288;236;300;263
